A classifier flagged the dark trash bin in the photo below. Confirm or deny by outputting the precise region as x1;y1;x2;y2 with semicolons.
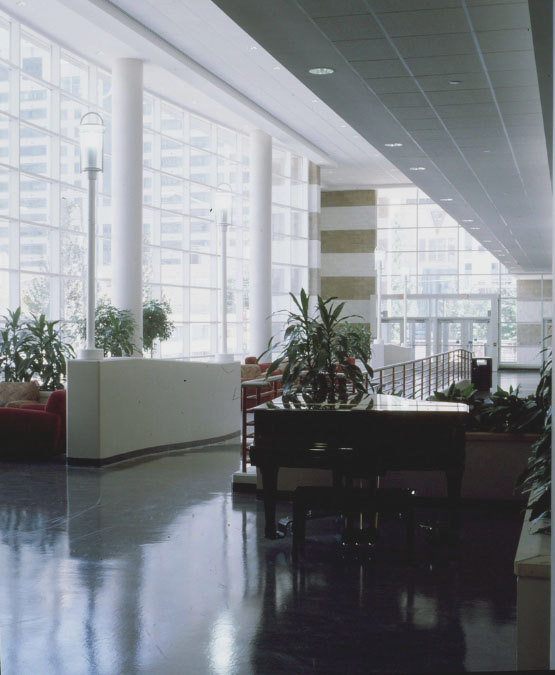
471;357;492;390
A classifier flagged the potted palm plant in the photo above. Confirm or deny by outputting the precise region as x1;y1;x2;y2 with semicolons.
263;289;373;404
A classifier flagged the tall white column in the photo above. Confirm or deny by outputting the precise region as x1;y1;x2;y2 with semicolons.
249;129;272;358
112;58;143;355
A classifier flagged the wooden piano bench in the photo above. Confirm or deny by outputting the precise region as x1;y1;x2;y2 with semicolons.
292;486;415;557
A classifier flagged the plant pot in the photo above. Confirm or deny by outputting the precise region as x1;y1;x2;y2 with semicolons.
377;431;538;501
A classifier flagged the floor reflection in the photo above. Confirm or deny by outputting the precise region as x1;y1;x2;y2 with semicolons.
0;445;520;674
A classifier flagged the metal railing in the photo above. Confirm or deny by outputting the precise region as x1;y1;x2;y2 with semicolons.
370;348;472;399
239;348;472;472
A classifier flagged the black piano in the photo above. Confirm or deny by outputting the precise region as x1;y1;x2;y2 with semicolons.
250;393;469;539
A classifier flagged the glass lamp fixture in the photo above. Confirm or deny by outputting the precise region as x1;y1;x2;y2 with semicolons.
308;67;334;75
79;112;105;172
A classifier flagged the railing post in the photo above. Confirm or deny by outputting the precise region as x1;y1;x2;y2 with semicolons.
402;363;406;396
421;359;424;398
428;358;432;396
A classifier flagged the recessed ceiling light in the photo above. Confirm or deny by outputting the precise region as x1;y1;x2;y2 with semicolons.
462;219;474;223
311;99;319;103
250;45;258;51
409;166;426;171
308;67;335;75
384;142;403;148
440;198;453;202
449;80;461;85
339;124;347;128
273;66;281;71
483;240;492;243
470;227;480;230
483;149;492;153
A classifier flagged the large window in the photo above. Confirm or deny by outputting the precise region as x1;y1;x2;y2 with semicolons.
0;11;310;359
377;188;551;365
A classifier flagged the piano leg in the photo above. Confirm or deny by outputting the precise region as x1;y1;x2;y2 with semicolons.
446;467;463;538
260;464;283;539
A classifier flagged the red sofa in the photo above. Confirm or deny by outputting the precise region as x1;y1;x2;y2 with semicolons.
0;389;66;458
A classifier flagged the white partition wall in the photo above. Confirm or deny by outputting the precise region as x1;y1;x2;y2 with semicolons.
67;359;240;464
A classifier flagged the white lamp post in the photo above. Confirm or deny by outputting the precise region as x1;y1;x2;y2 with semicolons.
374;248;385;344
79;112;104;360
215;183;233;363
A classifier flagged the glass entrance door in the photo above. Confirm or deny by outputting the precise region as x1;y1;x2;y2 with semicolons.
438;318;490;356
406;319;429;359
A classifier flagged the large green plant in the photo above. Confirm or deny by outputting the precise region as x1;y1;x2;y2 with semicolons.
24;313;76;389
0;307;75;389
79;302;137;357
516;349;552;529
143;299;175;356
264;289;373;404
0;308;32;382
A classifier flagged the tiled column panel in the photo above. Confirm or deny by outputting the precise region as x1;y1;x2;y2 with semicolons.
308;162;321;299
516;278;552;366
320;190;376;328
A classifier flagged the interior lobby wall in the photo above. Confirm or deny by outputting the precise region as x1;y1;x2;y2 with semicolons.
320;189;377;331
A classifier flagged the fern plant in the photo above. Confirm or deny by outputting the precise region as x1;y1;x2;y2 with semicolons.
262;289;373;404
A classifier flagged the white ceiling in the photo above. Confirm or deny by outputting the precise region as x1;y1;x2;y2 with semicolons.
3;0;551;272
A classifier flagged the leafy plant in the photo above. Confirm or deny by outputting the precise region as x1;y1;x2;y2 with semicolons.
24;314;75;390
516;349;552;530
262;289;373;404
143;299;175;356
79;302;137;357
0;307;75;389
0;307;32;382
479;385;544;434
337;322;372;363
427;382;483;430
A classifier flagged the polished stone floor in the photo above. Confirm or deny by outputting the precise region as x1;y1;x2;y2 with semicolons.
0;444;522;674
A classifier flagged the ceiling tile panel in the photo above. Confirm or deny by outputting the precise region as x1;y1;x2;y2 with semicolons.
378;91;430;107
494;86;540;103
393;33;476;58
376;8;466;37
298;0;369;18
314;14;382;41
476;29;533;52
467;3;530;31
349;59;407;78
489;68;539;87
415;72;489;91
389;106;438;121
427;88;493;105
404;53;483;76
363;77;420;94
497;99;541;115
402;118;445;131
335;38;396;60
371;0;461;10
482;49;535;70
432;102;499;118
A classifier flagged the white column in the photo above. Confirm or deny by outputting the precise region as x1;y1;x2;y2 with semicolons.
249;129;272;357
112;58;143;356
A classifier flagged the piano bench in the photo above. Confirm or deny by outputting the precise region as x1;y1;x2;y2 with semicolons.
292;486;415;556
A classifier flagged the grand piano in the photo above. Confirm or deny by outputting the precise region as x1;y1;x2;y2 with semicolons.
249;393;469;539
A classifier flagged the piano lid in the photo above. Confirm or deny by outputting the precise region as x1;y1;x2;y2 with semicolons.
255;393;469;416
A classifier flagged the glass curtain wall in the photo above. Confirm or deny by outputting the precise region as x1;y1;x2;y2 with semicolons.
270;145;309;342
377;188;552;365
0;11;310;360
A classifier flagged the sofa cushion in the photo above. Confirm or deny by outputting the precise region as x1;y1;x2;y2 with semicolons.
240;364;262;380
0;381;40;406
